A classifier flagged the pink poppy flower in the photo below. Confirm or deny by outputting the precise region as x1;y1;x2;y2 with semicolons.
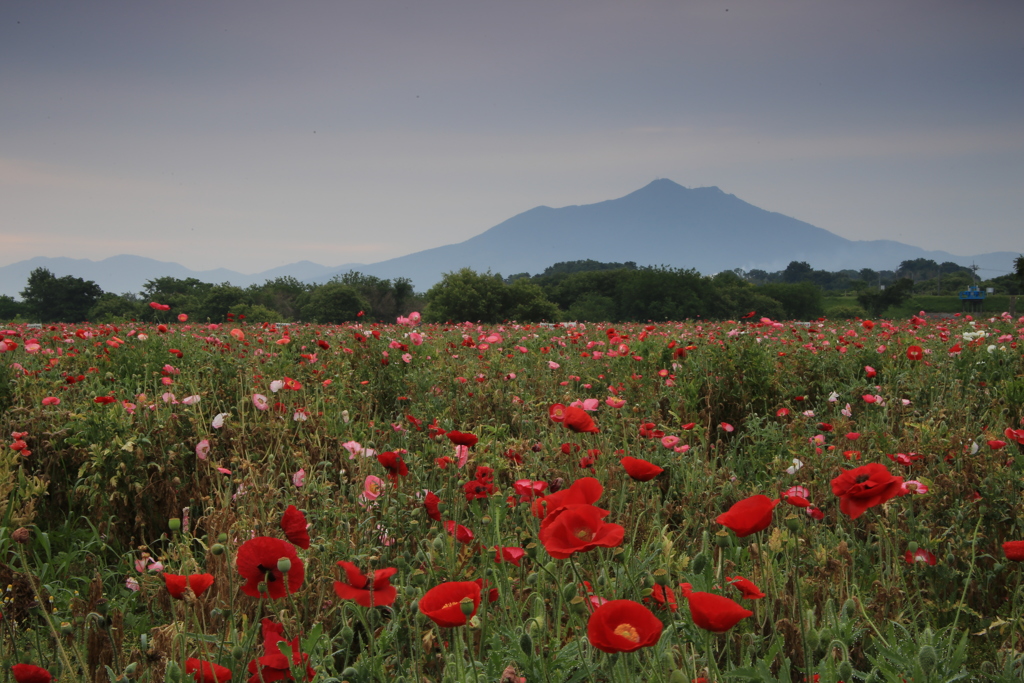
360;475;384;504
195;440;210;460
292;468;306;487
252;394;269;411
720;422;735;433
41;396;60;406
605;396;626;408
661;435;680;449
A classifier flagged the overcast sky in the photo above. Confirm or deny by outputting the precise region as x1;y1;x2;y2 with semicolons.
2;1;1022;273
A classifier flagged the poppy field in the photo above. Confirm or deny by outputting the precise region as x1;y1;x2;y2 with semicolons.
1;311;1024;683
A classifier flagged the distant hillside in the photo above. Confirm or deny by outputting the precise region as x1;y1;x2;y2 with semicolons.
319;179;1018;290
2;180;1017;297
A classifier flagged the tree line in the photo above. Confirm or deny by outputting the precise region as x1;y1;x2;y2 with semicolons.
3;256;1021;324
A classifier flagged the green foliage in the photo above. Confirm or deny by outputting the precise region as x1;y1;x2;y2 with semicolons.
760;282;825;320
825;304;869;319
300;281;368;322
425;268;518;323
88;292;145;322
856;278;915;316
20;267;103;322
0;294;26;321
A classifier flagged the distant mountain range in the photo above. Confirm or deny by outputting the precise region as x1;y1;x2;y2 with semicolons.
1;179;1018;298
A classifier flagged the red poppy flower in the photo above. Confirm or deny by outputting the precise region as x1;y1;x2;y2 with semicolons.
726;575;765;600
463;478;496;501
646;584;678;612
281;505;310;549
236;537;305;599
419;581;482;627
680;584;753;632
538;504;624;559
247;618;315;682
424;490;442;521
549;403;567;423
716;495;779;537
831;463;904;519
444;520;475;544
906;345;924;361
163;573;215;600
639;423;665;439
185;659;232;683
377;451;409;480
904;549;937;566
562;406;599;433
1003;541;1024;562
446;431;479;447
494;546;526;567
620;456;663;482
1006;428;1024;445
988;440;1007;451
333;561;398;607
586;600;663;653
11;664;52;683
532;476;604;519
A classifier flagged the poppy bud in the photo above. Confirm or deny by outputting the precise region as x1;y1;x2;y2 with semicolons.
231;645;244;660
460;597;475;615
561;584;577;602
669;671;688;683
569;595;587;614
918;645;937;674
838;660;853;682
691;552;708;575
277;557;291;573
805;627;820;652
785;515;801;532
525;543;538;559
715;530;731;547
526;572;539;585
168;518;181;532
906;541;918;553
61;621;73;635
653;568;670;586
165;662;182;682
519;631;534;656
257;581;268;594
217;533;228;543
124;663;138;676
432;536;445;551
341;667;359;681
211;543;225;555
842;598;857;620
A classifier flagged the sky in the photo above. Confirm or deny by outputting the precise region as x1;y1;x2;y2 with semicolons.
2;1;1022;274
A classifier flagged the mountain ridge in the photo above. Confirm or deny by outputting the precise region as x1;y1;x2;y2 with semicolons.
1;180;1018;297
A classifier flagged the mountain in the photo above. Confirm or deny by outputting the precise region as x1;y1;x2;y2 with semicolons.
322;179;1018;289
2;180;1018;297
0;255;363;299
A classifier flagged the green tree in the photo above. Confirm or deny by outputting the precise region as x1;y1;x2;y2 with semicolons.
759;282;824;320
1015;255;1024;289
88;292;145;323
300;282;368;323
248;276;310;320
856;278;915;316
194;283;248;322
0;295;26;321
505;279;560;322
425;269;510;323
20;268;103;322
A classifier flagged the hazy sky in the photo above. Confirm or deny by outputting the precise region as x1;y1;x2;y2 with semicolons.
2;1;1022;273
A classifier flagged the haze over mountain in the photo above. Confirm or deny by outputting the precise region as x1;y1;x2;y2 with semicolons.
1;180;1017;298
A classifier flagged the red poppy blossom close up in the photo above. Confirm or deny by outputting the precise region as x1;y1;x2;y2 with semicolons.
831;463;904;519
906;345;924;361
444;520;475;544
532;476;604;519
494;546;526;566
424;490;442;521
549;403;567;423
446;431;479;447
562;406;599;433
377;451;409;480
620;456;664;482
726;575;765;600
185;658;232;683
247;618;315;682
236;536;305;599
281;505;310;549
419;581;482;627
163;573;215;600
716;495;779;537
11;664;52;683
680;584;754;632
1003;541;1024;562
538;504;624;559
333;561;398;607
586;599;663;653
